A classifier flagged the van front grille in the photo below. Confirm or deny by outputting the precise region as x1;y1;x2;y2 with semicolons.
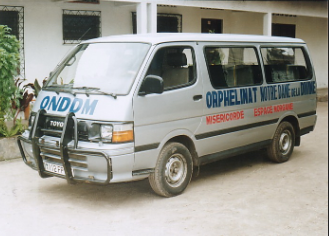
40;147;88;171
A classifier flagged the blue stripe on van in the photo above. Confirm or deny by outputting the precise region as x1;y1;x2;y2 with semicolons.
195;118;279;140
297;111;316;118
135;143;159;152
300;126;315;136
199;140;272;165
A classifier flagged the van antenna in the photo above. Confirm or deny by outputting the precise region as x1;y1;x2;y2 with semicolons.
78;28;91;41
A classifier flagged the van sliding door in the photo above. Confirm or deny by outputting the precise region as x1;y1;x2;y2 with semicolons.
195;44;267;163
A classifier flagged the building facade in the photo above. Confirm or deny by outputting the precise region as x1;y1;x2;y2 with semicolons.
0;0;327;89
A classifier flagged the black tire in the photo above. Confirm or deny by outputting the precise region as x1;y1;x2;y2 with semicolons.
267;121;295;163
149;142;193;197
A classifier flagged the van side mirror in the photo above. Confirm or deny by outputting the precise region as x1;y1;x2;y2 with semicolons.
138;75;164;96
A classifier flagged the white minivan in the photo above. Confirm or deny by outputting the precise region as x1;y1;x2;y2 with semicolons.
18;33;317;197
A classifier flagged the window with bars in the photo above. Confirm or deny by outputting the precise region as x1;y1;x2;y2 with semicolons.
0;5;25;78
69;0;99;3
62;10;101;44
272;23;296;38
132;13;182;34
0;10;19;39
201;19;223;34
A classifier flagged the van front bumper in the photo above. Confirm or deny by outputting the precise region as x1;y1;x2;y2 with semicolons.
17;134;137;184
17;110;139;184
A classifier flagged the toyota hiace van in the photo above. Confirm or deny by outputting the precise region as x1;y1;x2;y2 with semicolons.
18;33;317;197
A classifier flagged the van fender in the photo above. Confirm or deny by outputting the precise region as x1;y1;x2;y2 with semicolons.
132;128;198;175
273;111;301;146
157;128;199;162
276;111;299;125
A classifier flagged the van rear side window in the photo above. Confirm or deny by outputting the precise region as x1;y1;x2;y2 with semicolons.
261;47;311;83
205;47;263;89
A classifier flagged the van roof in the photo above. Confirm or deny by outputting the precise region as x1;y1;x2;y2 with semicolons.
84;33;305;45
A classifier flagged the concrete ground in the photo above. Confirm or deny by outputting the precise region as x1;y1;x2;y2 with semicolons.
0;102;327;236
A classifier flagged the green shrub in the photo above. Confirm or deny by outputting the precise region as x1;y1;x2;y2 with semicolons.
0;118;25;138
0;25;22;136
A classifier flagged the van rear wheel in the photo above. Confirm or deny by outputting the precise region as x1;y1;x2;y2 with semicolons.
149;142;193;197
267;121;295;163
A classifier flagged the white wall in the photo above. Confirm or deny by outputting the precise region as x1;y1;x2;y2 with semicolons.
158;6;265;34
272;14;328;88
297;17;328;88
1;0;327;88
158;5;328;88
23;1;135;83
1;0;135;84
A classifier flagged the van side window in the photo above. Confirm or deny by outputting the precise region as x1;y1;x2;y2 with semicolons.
261;47;311;83
146;46;195;90
205;47;262;88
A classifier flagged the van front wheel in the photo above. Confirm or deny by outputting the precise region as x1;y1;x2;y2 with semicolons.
267;121;295;163
149;142;193;197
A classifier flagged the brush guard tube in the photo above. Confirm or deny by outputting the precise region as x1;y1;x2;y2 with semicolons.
17;109;112;184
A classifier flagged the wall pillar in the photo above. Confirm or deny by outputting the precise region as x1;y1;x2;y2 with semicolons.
137;2;157;34
147;2;157;33
137;2;147;34
263;12;272;36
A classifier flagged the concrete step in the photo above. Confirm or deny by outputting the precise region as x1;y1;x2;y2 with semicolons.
0;137;21;161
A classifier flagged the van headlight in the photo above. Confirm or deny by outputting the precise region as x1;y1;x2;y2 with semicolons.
112;123;134;143
28;114;36;130
101;125;113;142
78;121;134;143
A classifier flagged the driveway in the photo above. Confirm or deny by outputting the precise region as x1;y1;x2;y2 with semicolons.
0;102;327;236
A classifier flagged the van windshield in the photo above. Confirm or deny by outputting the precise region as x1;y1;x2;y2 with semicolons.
45;42;151;95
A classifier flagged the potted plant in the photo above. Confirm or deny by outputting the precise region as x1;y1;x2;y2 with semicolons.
12;77;43;121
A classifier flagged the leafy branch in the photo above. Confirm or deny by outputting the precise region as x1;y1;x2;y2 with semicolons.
0;25;23;137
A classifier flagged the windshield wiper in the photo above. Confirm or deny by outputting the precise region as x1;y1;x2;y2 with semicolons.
72;86;117;99
73;86;100;91
45;84;71;95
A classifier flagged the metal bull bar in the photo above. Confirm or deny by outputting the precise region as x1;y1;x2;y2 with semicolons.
24;110;78;183
17;109;112;184
30;109;76;184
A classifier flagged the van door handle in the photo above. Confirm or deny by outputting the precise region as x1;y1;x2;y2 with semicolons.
193;95;203;101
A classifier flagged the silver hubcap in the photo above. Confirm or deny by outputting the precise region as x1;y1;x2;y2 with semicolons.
279;131;292;155
165;154;187;187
